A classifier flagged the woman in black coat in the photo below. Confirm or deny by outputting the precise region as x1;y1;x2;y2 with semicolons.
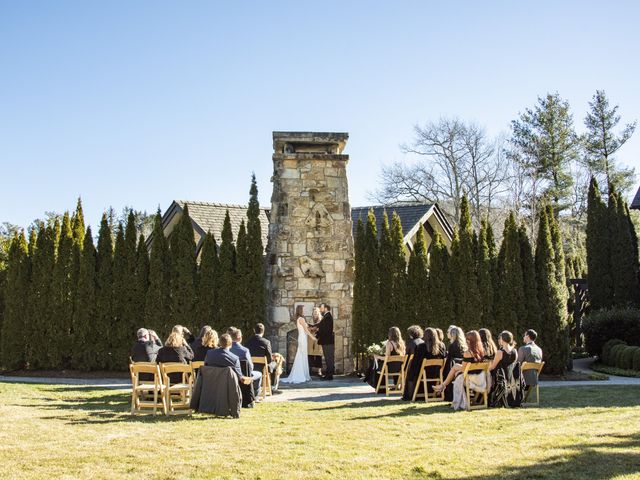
156;330;194;383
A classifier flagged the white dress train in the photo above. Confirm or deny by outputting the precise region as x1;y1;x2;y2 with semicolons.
280;322;311;384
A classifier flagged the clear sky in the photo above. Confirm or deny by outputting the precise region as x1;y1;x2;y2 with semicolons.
1;1;639;230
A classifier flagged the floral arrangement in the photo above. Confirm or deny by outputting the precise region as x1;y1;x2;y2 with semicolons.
365;342;386;356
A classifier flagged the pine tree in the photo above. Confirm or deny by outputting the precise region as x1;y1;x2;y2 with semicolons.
610;192;640;306
535;207;570;374
477;220;494;330
71;198;85;247
246;174;266;327
71;227;97;370
352;218;367;356
95;214;114;370
145;211;172;337
586;177;613;309
450;196;481;329
50;212;74;368
70;198;85;336
546;204;567;289
218;210;237;329
426;232;453;333
110;224;127;370
519;223;540;335
235;220;250;332
196;232;220;331
407;226;429;329
134;233;149;323
495;213;524;335
389;212;408;329
378;211;395;328
361;210;381;345
170;205;197;330
1;231;29;369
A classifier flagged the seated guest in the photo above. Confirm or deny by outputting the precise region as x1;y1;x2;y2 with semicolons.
204;333;252;386
228;327;263;397
479;328;497;361
385;326;406;385
434;330;486;410
423;327;446;390
172;325;195;346
402;326;433;400
193;329;219;362
406;325;424;357
517;329;543;388
489;331;521;407
131;328;162;363
156;329;194;384
190;325;212;349
442;325;466;401
435;328;445;345
246;323;282;391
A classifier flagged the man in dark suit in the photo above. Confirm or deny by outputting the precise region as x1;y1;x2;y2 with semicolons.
204;334;252;385
517;329;543;387
246;323;282;390
130;328;162;362
228;327;262;396
312;303;335;380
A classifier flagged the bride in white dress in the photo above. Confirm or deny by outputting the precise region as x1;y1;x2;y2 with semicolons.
280;317;314;384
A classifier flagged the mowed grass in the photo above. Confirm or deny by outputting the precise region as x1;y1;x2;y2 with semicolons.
0;383;639;480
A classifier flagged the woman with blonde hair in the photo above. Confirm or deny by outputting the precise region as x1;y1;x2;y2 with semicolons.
441;325;466;401
193;329;219;361
156;329;194;382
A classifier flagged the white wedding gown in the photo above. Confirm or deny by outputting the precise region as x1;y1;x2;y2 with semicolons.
280;322;311;384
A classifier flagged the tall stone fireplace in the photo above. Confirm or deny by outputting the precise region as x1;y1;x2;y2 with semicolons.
266;132;355;374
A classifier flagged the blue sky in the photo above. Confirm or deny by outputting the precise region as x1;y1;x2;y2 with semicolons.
1;1;639;230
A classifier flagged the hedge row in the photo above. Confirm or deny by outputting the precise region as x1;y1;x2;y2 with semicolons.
582;307;640;356
601;339;640;371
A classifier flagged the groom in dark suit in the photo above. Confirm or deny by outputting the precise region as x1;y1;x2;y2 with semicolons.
312;303;335;380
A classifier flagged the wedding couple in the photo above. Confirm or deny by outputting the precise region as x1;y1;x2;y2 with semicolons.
281;303;334;384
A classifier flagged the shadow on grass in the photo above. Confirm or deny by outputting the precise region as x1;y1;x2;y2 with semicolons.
414;432;640;480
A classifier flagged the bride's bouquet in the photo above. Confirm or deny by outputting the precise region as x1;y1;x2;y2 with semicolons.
365;342;385;356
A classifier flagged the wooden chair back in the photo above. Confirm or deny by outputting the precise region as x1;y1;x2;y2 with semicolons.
129;362;164;415
374;354;408;396
190;361;205;386
462;361;490;411
160;363;193;416
251;356;271;399
522;361;545;406
413;358;445;402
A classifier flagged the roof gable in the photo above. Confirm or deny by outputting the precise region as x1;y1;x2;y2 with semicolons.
632;186;640;210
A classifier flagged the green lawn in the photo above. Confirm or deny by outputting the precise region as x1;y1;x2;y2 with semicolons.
1;383;639;480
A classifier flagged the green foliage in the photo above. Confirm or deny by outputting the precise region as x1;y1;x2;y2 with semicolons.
601;339;626;366
245;174;266;327
619;346;638;370
218;210;237;330
352;218;366;356
518;223;539;335
477;220;494;330
1;231;29;369
610;344;627;368
534;207;570;374
145;211;172;336
196;232;220;331
134;233;149;324
95;214;114;370
377;212;395;329
71;227;97;370
582;307;640;356
170;205;197;331
235;220;250;332
389;213;408;329
407;226;429;330
495;213;523;335
425;232;453;333
633;348;640;371
449;196;481;330
609;190;640;306
50;212;74;369
586;177;613;309
110;224;127;370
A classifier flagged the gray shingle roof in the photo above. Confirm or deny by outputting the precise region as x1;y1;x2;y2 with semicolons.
175;201;270;247
632;186;640;210
351;204;434;240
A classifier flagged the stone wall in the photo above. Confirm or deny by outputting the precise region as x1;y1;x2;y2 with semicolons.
266;132;355;373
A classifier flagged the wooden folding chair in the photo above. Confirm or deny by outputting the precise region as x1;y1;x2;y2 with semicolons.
252;356;272;400
522;361;545;406
374;354;408;396
412;358;445;402
160;363;193;416
462;362;490;411
190;361;205;387
130;362;165;415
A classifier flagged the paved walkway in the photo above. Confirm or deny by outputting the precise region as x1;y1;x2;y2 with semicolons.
1;358;638;403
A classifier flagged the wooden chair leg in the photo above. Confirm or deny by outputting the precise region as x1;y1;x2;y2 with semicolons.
375;365;386;395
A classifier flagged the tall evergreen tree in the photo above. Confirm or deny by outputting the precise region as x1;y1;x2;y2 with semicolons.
450;196;481;328
71;227;97;370
535;207;570;374
95;214;114;369
71;198;85;246
50;212;74;368
352;218;367;356
407;226;429;329
546;204;567;289
70;198;85;330
1;231;29;369
110;224;127;370
145;211;172;336
170;205;197;330
362;209;381;344
477;220;494;330
378;211;395;328
583;90;637;196
586;177;612;309
495;213;524;335
518;223;540;334
134;233;149;324
218;210;237;329
235;220;250;332
610;192;640;306
196;232;220;331
389;212;408;329
246;174;267;327
426;232;453;333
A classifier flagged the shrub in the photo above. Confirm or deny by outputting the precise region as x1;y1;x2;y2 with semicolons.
582;307;640;356
601;339;626;365
610;344;627;367
619;347;638;370
633;349;640;371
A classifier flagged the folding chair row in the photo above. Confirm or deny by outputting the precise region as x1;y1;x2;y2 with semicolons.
521;361;545;406
412;358;445;402
251;356;271;400
374;354;408;396
130;362;195;416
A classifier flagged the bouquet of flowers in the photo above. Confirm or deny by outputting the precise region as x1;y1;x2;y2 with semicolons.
365;342;385;356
